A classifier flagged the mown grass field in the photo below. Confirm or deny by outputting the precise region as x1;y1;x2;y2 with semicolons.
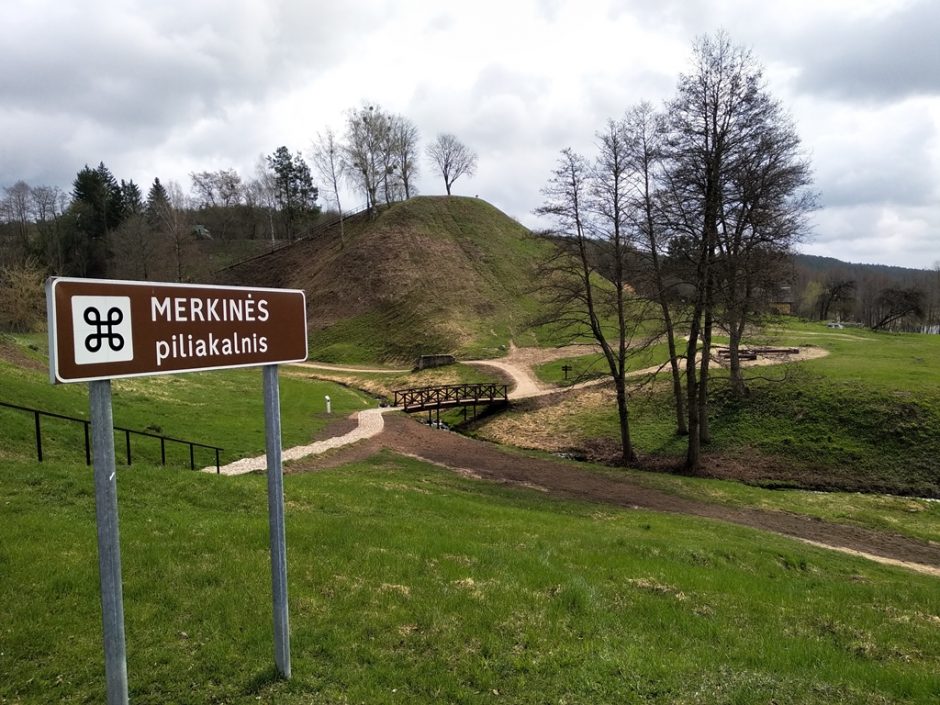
2;455;938;704
2;326;938;703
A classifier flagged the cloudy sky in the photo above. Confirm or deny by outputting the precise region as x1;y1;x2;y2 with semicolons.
3;0;939;269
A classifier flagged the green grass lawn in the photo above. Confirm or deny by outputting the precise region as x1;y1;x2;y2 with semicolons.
767;321;940;394
3;324;939;703
512;321;940;497
2;455;938;704
533;341;674;387
0;334;373;466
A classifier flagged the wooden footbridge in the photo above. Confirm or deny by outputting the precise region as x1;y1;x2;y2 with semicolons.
393;383;509;424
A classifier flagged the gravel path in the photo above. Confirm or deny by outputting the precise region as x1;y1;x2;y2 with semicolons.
204;407;395;476
469;346;829;401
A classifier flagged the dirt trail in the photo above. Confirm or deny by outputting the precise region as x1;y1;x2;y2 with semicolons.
293;361;410;374
292;415;940;576
468;344;829;401
245;344;939;575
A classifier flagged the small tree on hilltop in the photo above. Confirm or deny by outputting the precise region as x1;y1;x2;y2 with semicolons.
426;133;477;195
310;128;346;245
343;105;392;215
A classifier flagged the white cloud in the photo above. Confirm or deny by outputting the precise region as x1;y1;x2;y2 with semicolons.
1;0;938;269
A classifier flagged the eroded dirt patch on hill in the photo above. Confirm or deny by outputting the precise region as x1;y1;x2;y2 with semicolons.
0;336;46;372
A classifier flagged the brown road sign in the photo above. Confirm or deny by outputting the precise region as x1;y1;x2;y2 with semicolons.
47;278;308;383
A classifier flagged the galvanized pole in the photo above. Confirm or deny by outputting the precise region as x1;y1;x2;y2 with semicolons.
89;379;129;705
262;364;291;679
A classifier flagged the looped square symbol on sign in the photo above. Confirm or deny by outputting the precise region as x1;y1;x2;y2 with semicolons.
84;306;125;353
70;295;133;366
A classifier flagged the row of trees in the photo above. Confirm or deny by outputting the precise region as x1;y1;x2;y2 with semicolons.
1;106;481;285
311;104;477;240
538;32;814;472
793;260;940;332
0;148;316;276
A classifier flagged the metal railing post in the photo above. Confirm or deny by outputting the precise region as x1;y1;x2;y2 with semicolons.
34;411;42;462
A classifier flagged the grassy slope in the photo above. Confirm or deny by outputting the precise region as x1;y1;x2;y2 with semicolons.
487;321;940;497
222;197;553;364
2;456;938;705
2;326;938;703
0;334;373;464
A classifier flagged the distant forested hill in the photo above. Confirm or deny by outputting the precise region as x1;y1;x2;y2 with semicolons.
791;253;940;330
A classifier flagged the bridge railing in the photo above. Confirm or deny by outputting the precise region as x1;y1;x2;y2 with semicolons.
393;383;508;411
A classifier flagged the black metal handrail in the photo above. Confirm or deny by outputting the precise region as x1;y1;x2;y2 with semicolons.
0;400;223;473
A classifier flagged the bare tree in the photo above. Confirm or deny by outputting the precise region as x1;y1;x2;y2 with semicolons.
190;169;243;209
147;179;192;282
310;128;346;244
343;105;393;215
536;143;640;464
31;185;68;274
189;169;244;239
247;156;279;244
662;31;814;470
112;212;156;280
389;115;420;199
712;110;814;396
622;103;687;435
817;276;856;321
872;286;925;330
426;133;477;195
2;181;34;258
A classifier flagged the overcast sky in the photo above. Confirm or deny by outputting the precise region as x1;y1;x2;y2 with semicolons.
3;0;939;269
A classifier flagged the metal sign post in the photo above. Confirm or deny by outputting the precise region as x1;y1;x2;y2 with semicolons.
263;364;291;678
46;277;309;696
89;380;129;705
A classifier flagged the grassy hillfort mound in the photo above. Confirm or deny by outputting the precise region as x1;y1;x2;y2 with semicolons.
221;196;552;363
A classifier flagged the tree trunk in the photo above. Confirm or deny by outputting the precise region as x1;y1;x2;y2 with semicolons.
684;306;702;472
698;304;713;445
727;311;747;397
615;378;636;464
662;307;688;435
648;237;687;435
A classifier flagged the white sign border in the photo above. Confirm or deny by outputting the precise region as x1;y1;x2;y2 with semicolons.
46;277;309;384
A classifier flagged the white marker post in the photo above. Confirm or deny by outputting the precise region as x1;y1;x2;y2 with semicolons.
46;277;308;697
